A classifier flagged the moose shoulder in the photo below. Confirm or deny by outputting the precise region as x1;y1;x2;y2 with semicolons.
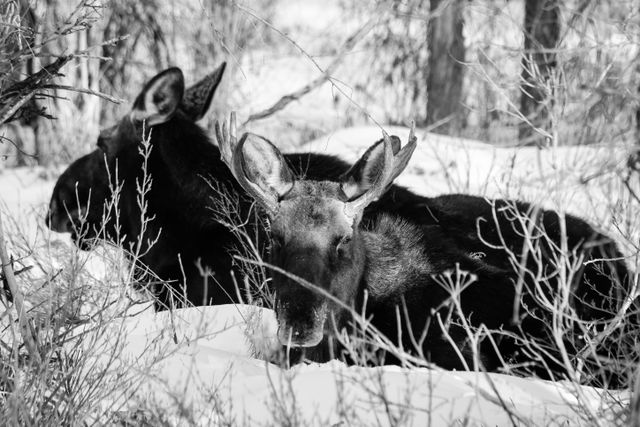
216;117;633;385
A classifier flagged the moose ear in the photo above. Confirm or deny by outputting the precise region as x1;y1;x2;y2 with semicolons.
240;133;294;199
342;130;417;219
340;135;402;199
131;67;185;126
180;62;226;121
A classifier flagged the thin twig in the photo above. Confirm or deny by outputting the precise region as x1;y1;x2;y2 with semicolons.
631;365;640;427
0;209;41;364
41;84;125;104
241;12;376;126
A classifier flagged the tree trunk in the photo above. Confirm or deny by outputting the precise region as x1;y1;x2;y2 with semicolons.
518;0;560;146
636;79;640;144
426;0;465;135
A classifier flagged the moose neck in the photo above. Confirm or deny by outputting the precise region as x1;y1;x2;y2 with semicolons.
360;215;432;305
150;114;241;226
319;215;431;350
155;115;223;189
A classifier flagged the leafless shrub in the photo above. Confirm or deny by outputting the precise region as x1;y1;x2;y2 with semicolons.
0;121;236;424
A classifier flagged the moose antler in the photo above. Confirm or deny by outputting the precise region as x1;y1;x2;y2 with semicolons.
345;122;417;219
215;113;280;214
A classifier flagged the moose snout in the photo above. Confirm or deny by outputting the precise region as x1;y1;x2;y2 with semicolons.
277;325;324;347
45;200;78;233
276;298;328;347
46;211;73;233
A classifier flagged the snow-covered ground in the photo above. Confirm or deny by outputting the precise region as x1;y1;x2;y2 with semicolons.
78;304;625;426
303;126;634;242
304;126;628;202
0;127;634;425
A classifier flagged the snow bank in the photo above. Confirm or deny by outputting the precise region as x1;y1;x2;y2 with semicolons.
302;126;631;229
296;126;629;197
79;304;625;426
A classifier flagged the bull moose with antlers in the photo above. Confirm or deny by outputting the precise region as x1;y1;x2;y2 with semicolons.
215;114;634;385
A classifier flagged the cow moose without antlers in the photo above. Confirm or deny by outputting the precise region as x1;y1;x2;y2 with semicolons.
46;65;241;307
216;114;635;385
46;66;228;251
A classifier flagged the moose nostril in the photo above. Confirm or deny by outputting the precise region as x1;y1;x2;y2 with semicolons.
45;208;76;233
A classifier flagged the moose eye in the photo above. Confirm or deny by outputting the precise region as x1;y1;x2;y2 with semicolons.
335;235;352;252
271;234;285;249
96;136;107;152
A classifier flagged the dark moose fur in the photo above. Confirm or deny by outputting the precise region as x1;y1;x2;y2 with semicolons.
215;120;633;387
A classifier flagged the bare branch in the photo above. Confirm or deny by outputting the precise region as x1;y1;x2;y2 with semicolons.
0;209;41;364
0;55;72;125
41;84;124;104
243;18;375;125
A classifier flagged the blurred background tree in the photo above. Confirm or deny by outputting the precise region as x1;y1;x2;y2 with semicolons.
1;0;638;167
426;0;465;134
518;0;560;146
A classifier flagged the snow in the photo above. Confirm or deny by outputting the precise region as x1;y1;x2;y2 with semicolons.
75;304;624;426
303;125;629;198
0;127;632;425
0;166;55;220
302;126;633;236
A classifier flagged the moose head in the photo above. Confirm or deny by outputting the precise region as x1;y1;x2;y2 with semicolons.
216;114;416;347
46;64;226;248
